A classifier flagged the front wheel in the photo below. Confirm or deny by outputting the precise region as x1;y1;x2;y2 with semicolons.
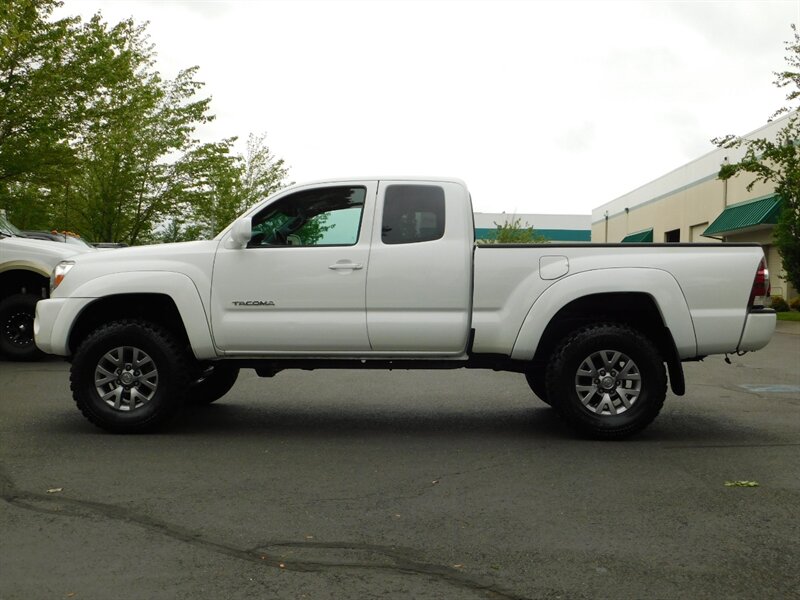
70;320;191;433
546;323;666;440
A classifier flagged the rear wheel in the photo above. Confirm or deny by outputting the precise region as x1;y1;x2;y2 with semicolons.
70;320;190;433
0;293;43;361
546;323;666;439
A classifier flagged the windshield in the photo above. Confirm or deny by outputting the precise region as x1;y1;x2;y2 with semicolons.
0;213;22;237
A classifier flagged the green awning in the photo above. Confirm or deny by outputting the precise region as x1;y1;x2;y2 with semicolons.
621;228;653;243
704;196;782;237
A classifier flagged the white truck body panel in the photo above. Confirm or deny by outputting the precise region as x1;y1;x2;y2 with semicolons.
36;177;775;364
470;243;764;358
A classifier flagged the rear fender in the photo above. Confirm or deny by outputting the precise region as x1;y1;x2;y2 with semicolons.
510;268;697;361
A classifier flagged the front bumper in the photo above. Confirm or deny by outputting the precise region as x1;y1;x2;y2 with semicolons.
34;297;93;356
737;308;777;352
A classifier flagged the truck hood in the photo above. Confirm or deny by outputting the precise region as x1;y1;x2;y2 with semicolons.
1;235;93;275
68;240;221;276
71;240;218;265
53;239;221;299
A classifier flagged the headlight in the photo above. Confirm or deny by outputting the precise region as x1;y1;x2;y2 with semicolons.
50;260;75;292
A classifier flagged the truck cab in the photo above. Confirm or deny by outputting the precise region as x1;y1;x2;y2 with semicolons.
212;179;473;355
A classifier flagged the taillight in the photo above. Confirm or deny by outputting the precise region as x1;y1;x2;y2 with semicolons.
748;258;770;309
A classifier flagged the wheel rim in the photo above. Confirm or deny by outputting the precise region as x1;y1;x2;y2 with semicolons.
575;349;641;416
94;346;159;412
4;311;34;347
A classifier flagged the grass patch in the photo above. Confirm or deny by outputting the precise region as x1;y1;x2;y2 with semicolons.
776;311;800;322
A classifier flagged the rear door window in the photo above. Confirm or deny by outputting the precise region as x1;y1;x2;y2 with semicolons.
381;185;445;245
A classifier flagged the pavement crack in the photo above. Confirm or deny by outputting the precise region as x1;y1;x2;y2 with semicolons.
0;466;531;600
308;461;520;508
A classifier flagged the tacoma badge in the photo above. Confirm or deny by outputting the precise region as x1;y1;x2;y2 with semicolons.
232;300;276;307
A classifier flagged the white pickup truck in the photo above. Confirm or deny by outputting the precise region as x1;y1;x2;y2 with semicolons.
34;178;776;438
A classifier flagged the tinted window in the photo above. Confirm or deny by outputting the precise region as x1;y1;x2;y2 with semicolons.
249;186;366;247
382;185;445;245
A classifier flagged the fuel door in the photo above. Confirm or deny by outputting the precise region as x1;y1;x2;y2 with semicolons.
540;255;569;280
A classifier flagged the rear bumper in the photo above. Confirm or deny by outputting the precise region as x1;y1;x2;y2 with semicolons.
737;308;776;352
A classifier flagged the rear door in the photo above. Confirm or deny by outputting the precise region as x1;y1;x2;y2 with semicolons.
365;180;473;354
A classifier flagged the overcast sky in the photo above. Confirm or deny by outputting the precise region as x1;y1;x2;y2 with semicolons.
65;0;799;215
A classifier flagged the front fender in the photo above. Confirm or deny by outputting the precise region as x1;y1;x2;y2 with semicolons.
68;271;216;359
510;268;697;361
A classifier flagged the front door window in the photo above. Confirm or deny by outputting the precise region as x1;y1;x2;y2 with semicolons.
249;186;366;247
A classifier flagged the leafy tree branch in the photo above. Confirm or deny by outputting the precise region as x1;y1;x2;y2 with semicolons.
713;24;800;292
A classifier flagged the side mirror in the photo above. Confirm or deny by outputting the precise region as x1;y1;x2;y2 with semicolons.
226;217;252;249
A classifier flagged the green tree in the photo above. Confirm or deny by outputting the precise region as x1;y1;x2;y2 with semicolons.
714;24;800;292
2;3;290;244
163;133;291;242
0;1;136;224
478;217;549;244
61;18;227;245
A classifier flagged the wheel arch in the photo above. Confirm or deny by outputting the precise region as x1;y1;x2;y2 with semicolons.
529;292;686;395
65;272;216;359
0;266;50;301
511;269;695;396
512;269;696;359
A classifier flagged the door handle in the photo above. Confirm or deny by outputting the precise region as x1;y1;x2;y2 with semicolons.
328;262;363;270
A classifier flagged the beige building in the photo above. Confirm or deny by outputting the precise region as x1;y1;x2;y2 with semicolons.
591;113;796;302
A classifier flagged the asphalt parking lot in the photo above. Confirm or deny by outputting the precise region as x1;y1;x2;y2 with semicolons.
1;326;799;600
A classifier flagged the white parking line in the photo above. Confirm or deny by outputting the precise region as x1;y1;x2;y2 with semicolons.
738;384;800;393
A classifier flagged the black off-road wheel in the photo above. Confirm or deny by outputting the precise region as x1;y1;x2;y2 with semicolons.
0;293;43;361
70;320;191;433
545;323;666;440
187;364;240;405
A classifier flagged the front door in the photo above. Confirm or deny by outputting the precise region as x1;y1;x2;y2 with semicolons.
211;182;376;354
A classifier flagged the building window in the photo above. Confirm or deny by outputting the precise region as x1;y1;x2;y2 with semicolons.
690;223;709;242
664;229;680;243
